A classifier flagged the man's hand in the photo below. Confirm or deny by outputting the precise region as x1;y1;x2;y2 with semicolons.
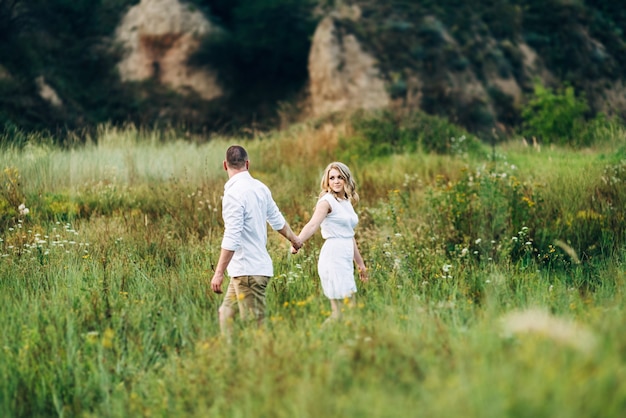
290;236;303;254
211;273;224;294
210;249;234;294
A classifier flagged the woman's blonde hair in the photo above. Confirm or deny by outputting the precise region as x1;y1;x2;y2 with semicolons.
319;162;359;204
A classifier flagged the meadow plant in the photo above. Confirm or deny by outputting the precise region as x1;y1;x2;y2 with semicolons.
424;160;542;265
0;167;26;227
500;308;597;354
1;123;626;417
535;158;626;265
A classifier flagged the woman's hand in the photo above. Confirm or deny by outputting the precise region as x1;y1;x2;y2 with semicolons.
358;265;369;282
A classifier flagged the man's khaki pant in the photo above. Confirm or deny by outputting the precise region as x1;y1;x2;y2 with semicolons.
220;275;270;322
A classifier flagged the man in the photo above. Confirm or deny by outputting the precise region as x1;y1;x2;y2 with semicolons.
211;145;302;335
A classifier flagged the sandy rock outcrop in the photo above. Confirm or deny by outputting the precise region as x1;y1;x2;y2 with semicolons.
0;65;11;81
36;76;63;108
115;0;222;100
308;13;390;117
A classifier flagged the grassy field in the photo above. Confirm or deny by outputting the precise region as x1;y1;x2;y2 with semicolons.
1;120;625;417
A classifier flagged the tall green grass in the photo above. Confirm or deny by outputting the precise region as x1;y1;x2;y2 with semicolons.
1;121;625;417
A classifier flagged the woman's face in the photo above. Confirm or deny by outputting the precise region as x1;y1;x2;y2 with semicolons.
328;168;345;195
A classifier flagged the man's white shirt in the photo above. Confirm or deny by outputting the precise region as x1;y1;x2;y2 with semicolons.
221;171;286;277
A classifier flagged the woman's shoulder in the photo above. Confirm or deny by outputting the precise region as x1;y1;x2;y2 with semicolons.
318;192;334;202
317;192;335;209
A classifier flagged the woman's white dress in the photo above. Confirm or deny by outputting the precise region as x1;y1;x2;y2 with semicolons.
317;193;359;299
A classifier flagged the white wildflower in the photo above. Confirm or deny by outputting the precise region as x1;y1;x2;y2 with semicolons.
18;203;29;216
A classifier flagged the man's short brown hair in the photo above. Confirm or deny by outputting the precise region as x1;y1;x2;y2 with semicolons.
226;145;248;169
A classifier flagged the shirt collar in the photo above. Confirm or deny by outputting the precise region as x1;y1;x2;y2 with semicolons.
225;170;252;190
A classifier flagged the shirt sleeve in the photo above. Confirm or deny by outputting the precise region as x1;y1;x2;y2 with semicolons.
265;188;286;231
221;193;244;251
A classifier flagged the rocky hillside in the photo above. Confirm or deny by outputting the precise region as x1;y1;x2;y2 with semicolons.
317;0;626;134
1;0;625;140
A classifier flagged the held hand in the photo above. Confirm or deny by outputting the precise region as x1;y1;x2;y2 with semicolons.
211;273;224;294
290;236;303;254
358;266;369;283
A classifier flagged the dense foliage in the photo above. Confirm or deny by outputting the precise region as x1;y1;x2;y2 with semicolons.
188;0;318;110
0;0;137;133
0;0;625;143
338;0;626;132
0;0;319;139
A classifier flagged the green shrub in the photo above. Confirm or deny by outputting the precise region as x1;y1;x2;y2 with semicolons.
578;114;626;148
521;82;588;146
340;109;484;160
41;193;81;222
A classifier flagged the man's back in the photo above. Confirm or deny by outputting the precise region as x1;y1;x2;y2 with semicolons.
221;171;285;277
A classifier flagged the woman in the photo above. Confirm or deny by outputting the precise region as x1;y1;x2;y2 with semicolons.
293;162;368;321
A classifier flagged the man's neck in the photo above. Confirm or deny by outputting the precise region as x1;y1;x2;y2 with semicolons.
227;168;248;178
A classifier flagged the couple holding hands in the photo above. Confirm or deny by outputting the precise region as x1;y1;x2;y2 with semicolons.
210;145;368;334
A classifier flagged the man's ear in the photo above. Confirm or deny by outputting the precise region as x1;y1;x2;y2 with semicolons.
245;160;250;170
223;161;228;171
